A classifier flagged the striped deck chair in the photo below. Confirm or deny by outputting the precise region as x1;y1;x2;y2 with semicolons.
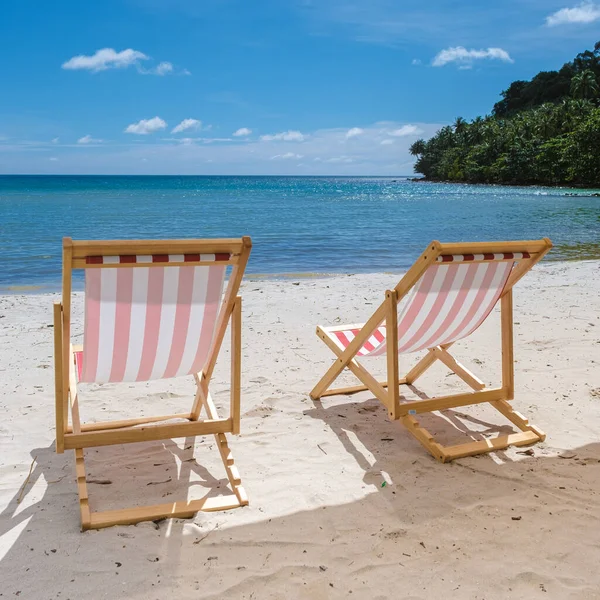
54;236;251;530
310;239;553;462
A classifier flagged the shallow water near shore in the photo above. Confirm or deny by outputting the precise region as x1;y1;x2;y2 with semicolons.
0;175;599;291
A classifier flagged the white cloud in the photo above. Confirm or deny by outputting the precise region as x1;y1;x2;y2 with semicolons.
260;130;305;142
2;120;444;175
171;118;202;133
62;48;185;75
233;127;252;136
346;127;364;138
62;48;148;72
412;59;422;66
325;156;354;163
125;116;167;135
49;157;58;161
271;152;303;160
155;61;173;75
388;125;422;137
546;1;600;25
432;46;514;67
52;137;59;144
381;139;394;145
77;134;102;144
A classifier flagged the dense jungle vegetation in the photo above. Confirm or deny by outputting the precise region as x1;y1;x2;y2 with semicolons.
410;42;600;187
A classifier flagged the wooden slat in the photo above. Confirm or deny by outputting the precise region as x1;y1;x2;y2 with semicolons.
318;380;412;397
442;431;540;461
501;238;553;295
386;290;400;420
53;302;65;453
316;328;391;409
394;241;442;298
66;413;192;433
404;342;455;385
70;238;245;259
431;347;485;391
64;418;233;449
87;495;243;530
200;237;252;391
61;239;73;439
75;449;91;529
401;415;446;462
438;239;549;255
398;387;506;416
310;303;388;399
231;296;242;435
492;399;546;441
501;290;515;399
195;385;249;506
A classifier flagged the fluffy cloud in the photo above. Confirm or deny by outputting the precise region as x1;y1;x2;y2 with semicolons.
233;127;252;136
62;48;148;72
546;1;600;25
260;130;305;142
171;118;202;133
125;116;167;135
154;61;173;75
4;121;444;175
325;156;354;163
62;48;184;75
432;47;514;67
271;152;303;160
388;125;422;137
346;127;364;138
77;134;102;144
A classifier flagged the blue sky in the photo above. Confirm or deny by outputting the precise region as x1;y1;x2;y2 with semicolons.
1;0;599;175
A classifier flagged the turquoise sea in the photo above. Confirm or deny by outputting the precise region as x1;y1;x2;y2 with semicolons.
0;175;599;291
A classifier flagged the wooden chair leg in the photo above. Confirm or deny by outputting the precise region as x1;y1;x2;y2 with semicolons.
70;377;247;530
195;381;248;507
400;400;544;463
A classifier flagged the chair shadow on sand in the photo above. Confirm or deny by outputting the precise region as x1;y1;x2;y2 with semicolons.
2;405;600;599
305;384;521;482
0;435;237;564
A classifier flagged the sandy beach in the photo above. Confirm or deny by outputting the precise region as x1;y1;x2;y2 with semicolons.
1;259;600;599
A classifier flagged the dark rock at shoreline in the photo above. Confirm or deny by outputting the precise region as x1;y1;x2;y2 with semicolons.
565;192;600;197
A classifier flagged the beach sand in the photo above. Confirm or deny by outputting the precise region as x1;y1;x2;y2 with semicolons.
1;260;600;599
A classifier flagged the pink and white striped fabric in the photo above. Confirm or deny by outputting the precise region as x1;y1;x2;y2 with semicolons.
85;253;230;265
78;264;226;383
330;257;519;357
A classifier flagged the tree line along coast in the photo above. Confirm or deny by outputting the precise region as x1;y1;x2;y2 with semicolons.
409;41;600;188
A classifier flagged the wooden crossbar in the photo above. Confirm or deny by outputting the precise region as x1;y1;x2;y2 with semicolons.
63;419;233;450
87;496;243;530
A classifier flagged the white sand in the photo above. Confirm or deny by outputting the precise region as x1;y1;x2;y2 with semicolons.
1;260;600;599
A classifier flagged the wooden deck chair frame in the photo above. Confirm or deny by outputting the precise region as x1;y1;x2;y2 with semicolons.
310;238;553;462
54;236;252;530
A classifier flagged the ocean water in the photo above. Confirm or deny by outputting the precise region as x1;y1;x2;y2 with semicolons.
0;175;599;291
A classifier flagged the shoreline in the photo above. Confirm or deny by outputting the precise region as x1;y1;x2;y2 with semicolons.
2;257;600;296
411;177;600;192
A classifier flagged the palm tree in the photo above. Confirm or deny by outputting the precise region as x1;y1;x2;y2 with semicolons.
571;69;599;99
409;139;426;156
453;117;467;135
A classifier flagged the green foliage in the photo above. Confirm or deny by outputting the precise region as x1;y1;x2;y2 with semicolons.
412;42;600;186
